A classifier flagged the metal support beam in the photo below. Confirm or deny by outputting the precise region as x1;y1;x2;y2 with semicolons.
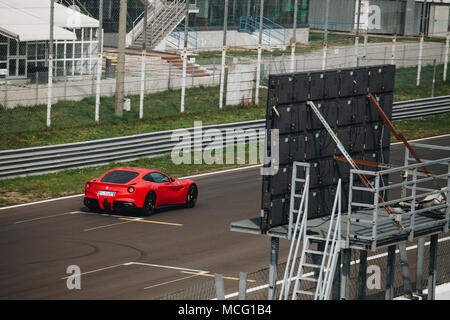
427;234;438;300
219;0;228;110
215;273;225;300
47;0;55;128
139;0;148;120
290;0;298;73
398;243;413;297
385;245;396;300
357;250;368;300
268;237;279;300
95;0;103;122
340;248;351;300
255;0;264;106
415;237;425;294
238;272;248;300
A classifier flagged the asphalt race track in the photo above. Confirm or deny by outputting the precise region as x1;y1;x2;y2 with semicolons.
0;135;449;299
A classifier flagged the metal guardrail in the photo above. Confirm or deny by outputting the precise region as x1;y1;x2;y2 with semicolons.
0;95;449;179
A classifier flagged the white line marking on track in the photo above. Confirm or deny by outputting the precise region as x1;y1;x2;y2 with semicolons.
60;261;210;291
61;263;126;280
1;133;449;212
83;217;143;232
0;194;85;211
143;272;210;290
123;262;208;274
14;211;80;224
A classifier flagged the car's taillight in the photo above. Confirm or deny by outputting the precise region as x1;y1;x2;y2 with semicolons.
127;187;135;193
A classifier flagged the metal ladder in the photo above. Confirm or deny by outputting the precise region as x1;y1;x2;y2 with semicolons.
295;180;342;300
281;178;343;300
279;161;310;300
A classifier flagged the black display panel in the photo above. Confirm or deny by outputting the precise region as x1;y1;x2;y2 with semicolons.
261;65;395;233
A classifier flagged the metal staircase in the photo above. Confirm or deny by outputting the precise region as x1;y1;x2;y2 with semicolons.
128;0;198;50
280;164;343;300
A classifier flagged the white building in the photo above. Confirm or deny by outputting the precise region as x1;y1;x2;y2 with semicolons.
0;0;100;80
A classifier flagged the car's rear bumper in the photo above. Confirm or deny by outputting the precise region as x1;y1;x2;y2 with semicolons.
84;196;140;212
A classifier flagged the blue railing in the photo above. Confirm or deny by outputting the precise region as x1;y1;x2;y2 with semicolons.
167;23;198;50
239;16;286;46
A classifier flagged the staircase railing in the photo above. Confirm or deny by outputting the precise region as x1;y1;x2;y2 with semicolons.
167;23;198;50
129;0;166;45
149;0;186;48
239;16;287;46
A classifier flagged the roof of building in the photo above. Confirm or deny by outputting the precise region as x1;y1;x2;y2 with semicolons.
0;0;99;42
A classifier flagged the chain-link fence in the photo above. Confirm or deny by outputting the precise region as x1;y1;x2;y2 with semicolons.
0;2;449;149
155;232;449;300
0;36;449;139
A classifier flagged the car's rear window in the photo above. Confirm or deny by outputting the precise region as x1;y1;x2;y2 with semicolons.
100;170;139;184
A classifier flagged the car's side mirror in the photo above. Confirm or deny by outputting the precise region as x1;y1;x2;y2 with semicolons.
169;177;174;183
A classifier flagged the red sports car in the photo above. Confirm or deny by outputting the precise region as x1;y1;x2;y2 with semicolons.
83;167;198;215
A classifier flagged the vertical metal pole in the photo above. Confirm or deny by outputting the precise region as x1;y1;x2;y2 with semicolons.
363;30;368;64
355;0;361;67
427;234;438;300
415;237;425;294
431;58;436;97
255;0;264;106
340;248;351;300
344;47;348;67
290;0;298;73
444;32;449;82
180;0;189;113
191;59;194;87
64;67;67;100
214;274;225;300
238;272;248;300
391;0;399;65
4;79;7;109
268;237;279;300
213;57;216;83
35;72;39;105
398;243;413;297
421;0;427;36
332;251;341;300
47;0;54;128
417;1;426;86
219;0;228;110
322;0;330;70
139;0;147;120
391;34;396;65
417;33;424;86
95;0;103;122
168;63;171;89
357;250;368;300
115;0;127;117
402;43;406;67
385;244;396;300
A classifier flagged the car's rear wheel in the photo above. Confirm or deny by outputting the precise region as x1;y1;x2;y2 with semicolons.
84;197;99;212
186;185;197;208
142;192;156;216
